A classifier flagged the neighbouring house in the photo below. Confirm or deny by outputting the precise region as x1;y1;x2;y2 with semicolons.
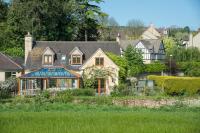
19;33;120;95
187;32;200;48
118;39;165;64
0;52;23;82
100;24;168;41
141;24;166;39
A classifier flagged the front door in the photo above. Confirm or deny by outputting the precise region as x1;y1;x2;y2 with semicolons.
95;79;106;95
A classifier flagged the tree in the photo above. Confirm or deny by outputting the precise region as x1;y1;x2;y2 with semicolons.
183;26;190;33
163;37;177;56
0;0;8;22
172;47;200;62
73;0;106;41
174;32;189;46
99;16;119;41
1;0;104;57
106;52;127;82
124;45;144;76
126;19;144;39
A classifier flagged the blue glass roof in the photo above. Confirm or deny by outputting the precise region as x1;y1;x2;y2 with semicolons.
21;67;79;78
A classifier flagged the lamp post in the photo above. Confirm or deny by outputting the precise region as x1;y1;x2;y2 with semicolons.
169;54;173;76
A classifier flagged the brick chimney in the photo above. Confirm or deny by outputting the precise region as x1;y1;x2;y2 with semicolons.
25;32;33;65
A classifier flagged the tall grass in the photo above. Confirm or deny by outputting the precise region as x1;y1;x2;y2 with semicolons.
0;110;199;133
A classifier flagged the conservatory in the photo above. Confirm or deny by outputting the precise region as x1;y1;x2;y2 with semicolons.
18;67;80;95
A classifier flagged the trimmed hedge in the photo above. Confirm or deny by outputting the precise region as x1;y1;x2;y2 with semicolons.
147;75;200;95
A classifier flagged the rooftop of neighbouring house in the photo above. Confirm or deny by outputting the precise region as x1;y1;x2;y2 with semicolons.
119;39;163;53
0;52;23;71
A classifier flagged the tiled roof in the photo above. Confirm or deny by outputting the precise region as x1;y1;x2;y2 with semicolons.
0;52;23;71
26;41;121;70
119;39;163;53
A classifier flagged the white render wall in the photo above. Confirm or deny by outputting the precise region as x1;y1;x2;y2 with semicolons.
193;33;200;48
135;42;151;64
188;32;200;49
0;72;5;81
0;71;22;82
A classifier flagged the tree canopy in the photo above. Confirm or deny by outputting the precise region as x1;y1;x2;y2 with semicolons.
0;0;105;56
124;45;144;76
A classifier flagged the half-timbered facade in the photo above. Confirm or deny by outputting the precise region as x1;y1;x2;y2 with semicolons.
119;39;165;64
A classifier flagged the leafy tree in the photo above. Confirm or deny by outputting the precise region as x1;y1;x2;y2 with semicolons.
168;26;190;37
73;0;106;41
163;37;177;56
178;62;200;77
124;45;144;76
172;47;200;62
183;26;190;33
106;52;128;82
174;32;189;46
1;0;104;57
0;0;8;22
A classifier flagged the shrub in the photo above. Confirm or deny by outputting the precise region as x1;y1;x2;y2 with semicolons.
144;62;167;73
177;62;200;76
71;88;95;96
147;75;200;95
0;77;17;99
54;90;73;103
111;84;135;96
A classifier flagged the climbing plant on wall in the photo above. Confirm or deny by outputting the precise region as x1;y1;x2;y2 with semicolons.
82;66;117;88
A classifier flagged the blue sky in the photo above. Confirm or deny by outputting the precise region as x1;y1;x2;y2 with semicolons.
99;0;200;30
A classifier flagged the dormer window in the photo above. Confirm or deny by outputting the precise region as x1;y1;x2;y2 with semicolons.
44;55;53;65
95;57;104;66
72;55;81;65
42;47;55;66
70;47;83;65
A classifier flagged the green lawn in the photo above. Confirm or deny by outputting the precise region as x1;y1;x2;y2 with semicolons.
0;109;200;133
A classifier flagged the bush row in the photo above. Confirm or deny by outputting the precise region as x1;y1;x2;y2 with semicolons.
147;75;200;95
177;62;200;76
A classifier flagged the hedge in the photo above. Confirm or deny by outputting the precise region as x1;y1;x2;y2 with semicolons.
144;62;167;73
147;75;200;95
177;62;200;76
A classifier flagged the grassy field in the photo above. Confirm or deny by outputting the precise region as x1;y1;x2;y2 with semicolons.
0;104;200;133
0;95;200;133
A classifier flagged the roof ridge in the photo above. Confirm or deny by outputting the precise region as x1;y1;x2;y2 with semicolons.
0;52;23;69
36;41;117;43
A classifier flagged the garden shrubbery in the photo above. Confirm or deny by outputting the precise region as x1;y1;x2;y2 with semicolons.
177;62;200;76
144;61;167;73
70;88;96;96
0;77;17;99
111;84;135;96
148;75;200;95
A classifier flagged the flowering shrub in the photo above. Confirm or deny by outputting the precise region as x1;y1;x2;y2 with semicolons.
0;77;17;99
